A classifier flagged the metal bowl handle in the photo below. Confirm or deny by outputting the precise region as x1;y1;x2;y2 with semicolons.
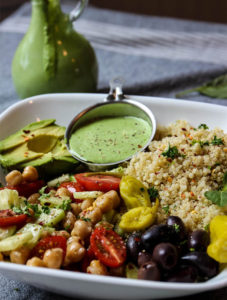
70;0;88;22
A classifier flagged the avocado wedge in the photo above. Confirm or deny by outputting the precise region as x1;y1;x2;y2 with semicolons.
0;119;79;178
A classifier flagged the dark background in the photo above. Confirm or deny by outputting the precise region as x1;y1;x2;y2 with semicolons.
0;0;227;23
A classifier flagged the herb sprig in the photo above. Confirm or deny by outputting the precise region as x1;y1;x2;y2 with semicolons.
162;144;184;160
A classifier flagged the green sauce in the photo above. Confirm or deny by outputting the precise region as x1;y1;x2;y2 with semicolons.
69;116;152;164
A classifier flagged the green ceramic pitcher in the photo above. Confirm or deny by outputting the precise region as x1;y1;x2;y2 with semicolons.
12;0;98;99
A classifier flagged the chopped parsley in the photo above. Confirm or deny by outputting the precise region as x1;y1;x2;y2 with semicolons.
198;124;209;130
191;140;209;148
211;135;224;146
173;224;180;232
148;186;159;200
41;205;50;214
204;224;209;231
80;217;91;222
162;205;169;214
140;187;145;192
162;144;183;160
57;199;71;211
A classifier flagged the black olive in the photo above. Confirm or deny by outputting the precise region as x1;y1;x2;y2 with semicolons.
180;252;219;278
167;265;198;283
138;251;153;267
141;224;174;252
188;230;210;252
138;260;161;281
152;242;178;270
166;216;187;241
126;232;142;264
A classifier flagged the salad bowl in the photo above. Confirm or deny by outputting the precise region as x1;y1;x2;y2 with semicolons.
0;93;226;299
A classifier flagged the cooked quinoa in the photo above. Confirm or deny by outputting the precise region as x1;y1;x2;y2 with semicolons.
125;120;227;231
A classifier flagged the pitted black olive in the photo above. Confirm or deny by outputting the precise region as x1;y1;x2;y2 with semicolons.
138;251;153;267
138;260;161;281
180;252;219;278
167;265;198;283
166;216;187;241
126;232;142;264
141;224;175;252
152;242;178;270
188;230;210;252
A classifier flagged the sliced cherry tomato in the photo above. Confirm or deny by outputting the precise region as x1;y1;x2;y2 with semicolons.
81;246;95;273
7;180;45;198
90;227;126;268
75;173;121;193
59;181;85;203
0;209;27;227
31;236;67;259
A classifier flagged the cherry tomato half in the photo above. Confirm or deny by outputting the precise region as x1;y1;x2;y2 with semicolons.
7;180;45;198
31;236;67;259
0;209;27;227
81;246;95;273
90;227;126;268
59;181;85;203
75;174;121;193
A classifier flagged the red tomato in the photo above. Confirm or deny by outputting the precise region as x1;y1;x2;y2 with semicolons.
0;209;27;227
75;173;121;192
31;236;67;259
90;227;126;268
7;180;45;198
81;246;95;273
59;181;85;203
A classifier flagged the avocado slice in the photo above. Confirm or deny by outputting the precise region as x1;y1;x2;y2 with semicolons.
0;120;79;178
0;119;55;152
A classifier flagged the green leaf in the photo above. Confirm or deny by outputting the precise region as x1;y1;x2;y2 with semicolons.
176;74;227;99
223;172;227;191
148;186;159;200
205;190;227;207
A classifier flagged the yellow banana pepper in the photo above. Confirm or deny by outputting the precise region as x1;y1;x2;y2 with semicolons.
120;176;151;209
207;215;227;263
119;199;159;231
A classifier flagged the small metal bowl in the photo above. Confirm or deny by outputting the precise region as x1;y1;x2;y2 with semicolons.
65;78;156;171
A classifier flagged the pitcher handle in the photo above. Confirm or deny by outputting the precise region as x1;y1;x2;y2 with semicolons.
70;0;88;22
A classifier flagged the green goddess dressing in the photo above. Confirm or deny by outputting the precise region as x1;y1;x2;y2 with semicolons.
69;116;152;164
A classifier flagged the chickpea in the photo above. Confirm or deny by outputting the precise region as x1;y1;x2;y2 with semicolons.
71;203;81;216
82;207;102;224
10;247;31;264
5;170;23;186
63;211;76;231
0;252;3;261
67;236;84;245
80;198;94;211
94;193;114;213
56;187;71;198
27;193;40;204
26;257;47;268
87;260;108;275
107;190;121;209
22;166;38;182
43;248;63;269
71;220;92;240
64;241;86;265
52;230;70;239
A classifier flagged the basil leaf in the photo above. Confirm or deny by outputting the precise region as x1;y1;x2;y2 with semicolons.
223;172;227;191
220;191;227;207
176;74;227;99
205;190;227;207
204;190;221;205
